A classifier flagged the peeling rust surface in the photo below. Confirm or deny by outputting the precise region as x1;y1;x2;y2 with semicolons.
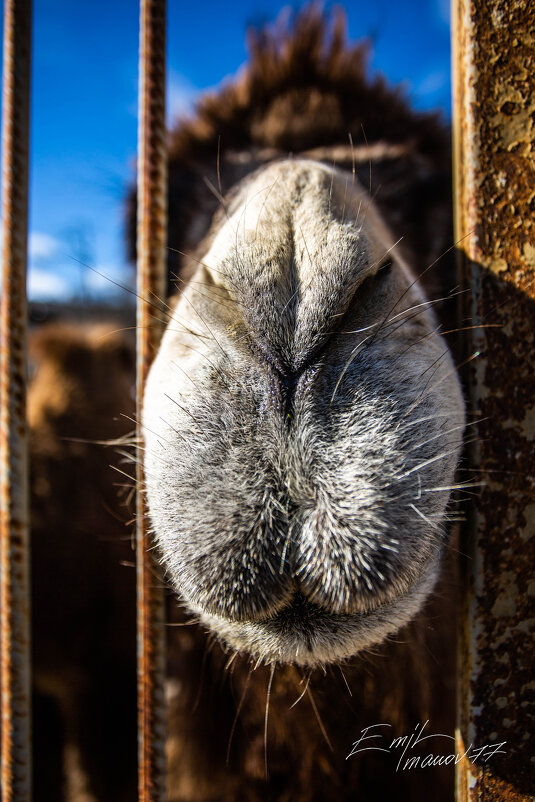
136;0;168;800
0;0;32;799
453;0;535;800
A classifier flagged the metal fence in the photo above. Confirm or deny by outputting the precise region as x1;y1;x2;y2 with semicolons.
1;1;32;798
135;1;167;798
0;0;533;799
453;1;534;800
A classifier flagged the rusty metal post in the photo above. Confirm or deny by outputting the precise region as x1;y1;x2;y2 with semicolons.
136;0;168;799
0;0;32;799
452;1;535;799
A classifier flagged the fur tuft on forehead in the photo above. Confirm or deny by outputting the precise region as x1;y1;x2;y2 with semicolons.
168;5;448;158
126;6;452;292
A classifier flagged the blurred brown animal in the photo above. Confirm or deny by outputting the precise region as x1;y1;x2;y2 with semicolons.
30;324;137;802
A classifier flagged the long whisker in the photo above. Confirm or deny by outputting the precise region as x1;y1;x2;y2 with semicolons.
338;665;352;697
65;254;172;323
307;682;334;752
264;663;276;779
226;666;252;765
289;673;311;709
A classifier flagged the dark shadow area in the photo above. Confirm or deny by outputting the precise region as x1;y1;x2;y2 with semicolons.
455;252;535;798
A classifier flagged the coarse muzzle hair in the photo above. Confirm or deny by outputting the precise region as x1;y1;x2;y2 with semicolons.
143;158;465;667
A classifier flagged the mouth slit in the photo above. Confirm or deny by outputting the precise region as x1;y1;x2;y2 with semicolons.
260;592;356;629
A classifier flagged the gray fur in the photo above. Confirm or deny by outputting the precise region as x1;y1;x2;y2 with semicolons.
143;159;465;667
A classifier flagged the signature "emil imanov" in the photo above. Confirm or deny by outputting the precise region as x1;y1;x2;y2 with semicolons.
346;721;507;771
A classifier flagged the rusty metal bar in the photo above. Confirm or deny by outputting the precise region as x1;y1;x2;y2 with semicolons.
0;0;32;799
136;0;168;799
452;1;535;799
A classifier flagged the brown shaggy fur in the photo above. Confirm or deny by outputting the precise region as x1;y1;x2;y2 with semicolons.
127;7;453;302
32;8;460;800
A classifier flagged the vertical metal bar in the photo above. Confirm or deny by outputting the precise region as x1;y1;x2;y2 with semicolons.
452;1;535;799
136;0;167;799
0;0;32;799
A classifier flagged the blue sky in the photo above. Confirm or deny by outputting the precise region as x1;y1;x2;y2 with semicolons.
1;0;452;301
